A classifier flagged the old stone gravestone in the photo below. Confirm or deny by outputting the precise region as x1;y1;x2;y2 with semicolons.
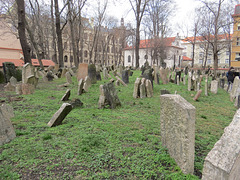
0;104;16;145
230;76;240;102
210;80;218;94
202;108;240;179
47;103;72;127
122;70;129;84
77;79;84;95
140;78;146;98
61;89;71;101
2;62;17;83
65;72;72;84
83;76;91;92
88;64;97;84
146;79;153;98
133;78;141;98
160;94;195;174
77;63;88;81
98;82;121;109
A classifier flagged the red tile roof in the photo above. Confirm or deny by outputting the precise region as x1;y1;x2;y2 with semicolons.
182;56;192;61
0;58;55;67
125;37;178;50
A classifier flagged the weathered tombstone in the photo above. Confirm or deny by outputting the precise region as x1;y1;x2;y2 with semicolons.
9;76;17;86
205;77;208;96
230;76;240;102
188;72;192;91
46;72;54;81
83;76;91;92
70;98;83;108
47;103;72;127
2;62;17;83
133;78;141;98
61;89;71;101
96;71;101;81
142;68;153;87
160;94;195;174
177;75;180;85
193;89;202;101
183;74;186;85
22;63;34;84
140;78;146;98
202;108;240;179
210;80;218;94
122;70;129;84
146;79;153;97
159;67;168;84
77;63;88;81
88;64;97;84
103;68;108;79
27;75;38;88
65;72;72;84
0;104;15;145
98;82;121;109
77;79;84;95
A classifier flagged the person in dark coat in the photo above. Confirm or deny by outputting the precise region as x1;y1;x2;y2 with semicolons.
227;67;235;91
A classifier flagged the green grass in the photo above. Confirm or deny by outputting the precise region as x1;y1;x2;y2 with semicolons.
0;70;236;179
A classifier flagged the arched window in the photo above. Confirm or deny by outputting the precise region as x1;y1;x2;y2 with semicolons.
128;55;131;62
84;50;88;58
64;55;68;62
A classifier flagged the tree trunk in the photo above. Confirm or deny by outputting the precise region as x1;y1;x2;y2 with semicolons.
54;0;64;68
17;0;32;64
51;0;58;64
135;20;140;68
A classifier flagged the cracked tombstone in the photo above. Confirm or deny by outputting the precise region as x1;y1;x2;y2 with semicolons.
47;103;72;127
98;82;121;109
0;104;16;145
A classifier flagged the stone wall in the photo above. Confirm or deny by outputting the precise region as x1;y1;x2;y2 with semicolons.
160;94;196;174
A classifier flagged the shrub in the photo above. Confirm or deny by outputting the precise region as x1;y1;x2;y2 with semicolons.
15;68;22;81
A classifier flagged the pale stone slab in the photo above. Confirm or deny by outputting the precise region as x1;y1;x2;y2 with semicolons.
210;80;218;94
133;78;141;98
146;79;153;97
47;103;72;127
9;76;17;86
230;76;240;102
65;72;72;84
83;76;91;92
77;79;84;95
22;63;34;84
205;78;208;96
188;72;192;91
202;108;240;180
160;94;195;174
0;104;15;145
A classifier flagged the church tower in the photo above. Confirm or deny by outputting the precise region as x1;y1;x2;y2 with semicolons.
231;4;240;66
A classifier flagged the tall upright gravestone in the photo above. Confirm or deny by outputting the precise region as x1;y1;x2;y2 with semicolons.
202;108;240;179
88;64;97;84
160;94;195;174
77;63;88;81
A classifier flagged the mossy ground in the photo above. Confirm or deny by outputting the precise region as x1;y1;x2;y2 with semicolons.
0;70;236;179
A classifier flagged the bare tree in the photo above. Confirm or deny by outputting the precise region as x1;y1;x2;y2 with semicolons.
17;0;32;64
129;0;149;68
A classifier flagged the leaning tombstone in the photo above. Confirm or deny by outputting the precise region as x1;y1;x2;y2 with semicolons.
230;76;240;102
210;80;218;94
133;78;141;98
0;104;16;145
98;82;121;109
61;89;71;101
88;64;97;84
142;68;153;87
22;63;34;84
160;94;195;174
193;89;202;101
47;103;72;127
115;76;127;86
61;68;67;78
77;79;84;95
83;76;91;92
202;108;240;179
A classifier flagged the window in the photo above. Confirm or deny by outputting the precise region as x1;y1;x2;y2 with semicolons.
84;50;88;58
199;59;203;64
128;55;131;62
218;59;220;64
64;55;68;62
225;59;229;64
226;51;230;55
207;59;211;64
237;38;240;46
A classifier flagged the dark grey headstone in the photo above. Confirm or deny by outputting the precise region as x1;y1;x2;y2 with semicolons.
142;68;153;87
61;89;71;101
2;62;17;83
88;64;97;84
96;71;101;81
160;89;171;95
122;70;129;84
